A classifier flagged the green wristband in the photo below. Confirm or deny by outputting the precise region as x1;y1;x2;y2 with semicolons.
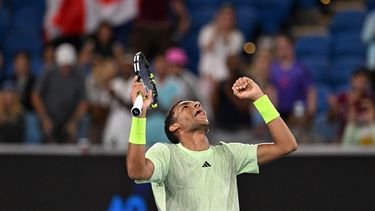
253;95;280;124
129;117;146;145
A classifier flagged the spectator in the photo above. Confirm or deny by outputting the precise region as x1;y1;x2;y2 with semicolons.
211;54;251;131
0;51;4;81
129;0;190;59
343;95;375;146
198;4;244;105
146;54;183;146
82;22;125;60
32;43;87;143
362;10;375;71
249;49;277;140
86;59;117;143
270;34;316;124
329;68;373;140
8;52;40;143
165;47;200;101
40;43;56;73
8;52;36;112
0;80;25;143
103;54;134;149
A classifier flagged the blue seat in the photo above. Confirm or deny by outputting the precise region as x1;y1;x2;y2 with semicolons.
330;58;364;85
296;0;317;10
332;33;366;58
252;0;293;34
235;6;258;40
367;0;375;11
186;0;221;10
180;32;199;74
295;35;330;58
315;83;332;113
12;8;44;32
231;0;255;7
330;10;366;34
190;7;216;32
0;7;10;46
300;57;330;83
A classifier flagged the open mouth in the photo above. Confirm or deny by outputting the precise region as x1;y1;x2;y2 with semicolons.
194;109;206;117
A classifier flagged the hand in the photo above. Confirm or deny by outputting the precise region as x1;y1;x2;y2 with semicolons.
65;121;78;137
232;77;264;102
42;118;53;136
130;76;153;117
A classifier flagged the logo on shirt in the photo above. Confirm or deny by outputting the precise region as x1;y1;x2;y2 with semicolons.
202;161;211;168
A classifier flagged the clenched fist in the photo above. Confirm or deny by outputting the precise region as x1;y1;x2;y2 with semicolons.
232;77;264;102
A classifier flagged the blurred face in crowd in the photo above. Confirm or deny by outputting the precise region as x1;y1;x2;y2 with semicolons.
14;53;30;77
120;61;133;79
275;35;295;62
97;23;112;44
351;73;370;93
1;90;17;109
43;44;55;63
216;6;235;31
59;65;73;76
93;60;118;86
356;98;375;124
153;55;168;79
254;51;272;72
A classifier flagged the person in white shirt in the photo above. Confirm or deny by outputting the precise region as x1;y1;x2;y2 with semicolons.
198;4;245;102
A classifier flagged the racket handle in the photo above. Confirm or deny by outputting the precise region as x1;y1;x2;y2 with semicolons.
131;95;144;117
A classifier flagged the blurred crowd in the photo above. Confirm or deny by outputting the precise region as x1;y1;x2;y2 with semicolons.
1;1;375;148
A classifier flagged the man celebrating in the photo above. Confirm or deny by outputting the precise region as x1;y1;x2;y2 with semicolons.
126;76;297;211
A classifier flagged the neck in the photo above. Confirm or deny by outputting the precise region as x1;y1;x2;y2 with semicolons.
179;129;209;151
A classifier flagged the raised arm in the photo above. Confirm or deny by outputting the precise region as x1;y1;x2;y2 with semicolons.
126;76;155;180
232;77;297;165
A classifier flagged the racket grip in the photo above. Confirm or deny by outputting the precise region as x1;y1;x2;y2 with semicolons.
131;95;144;117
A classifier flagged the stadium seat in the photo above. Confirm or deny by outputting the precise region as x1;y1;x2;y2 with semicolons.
367;0;375;11
0;8;9;47
295;35;330;58
190;7;216;32
179;32;199;74
186;0;221;10
252;0;293;34
315;83;332;113
12;8;44;32
296;0;317;10
3;32;42;76
330;58;364;85
330;10;366;34
332;33;366;59
235;6;258;41
300;56;330;83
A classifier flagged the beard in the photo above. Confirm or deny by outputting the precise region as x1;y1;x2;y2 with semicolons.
190;121;210;134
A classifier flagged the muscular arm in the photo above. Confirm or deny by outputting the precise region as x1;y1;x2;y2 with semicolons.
126;144;155;180
126;76;155;180
232;77;297;166
257;117;297;165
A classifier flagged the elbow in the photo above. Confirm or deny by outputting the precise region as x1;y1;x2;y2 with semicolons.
127;171;139;180
126;164;144;180
286;138;298;154
127;166;139;180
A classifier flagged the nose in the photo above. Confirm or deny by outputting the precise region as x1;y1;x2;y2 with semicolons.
193;101;201;108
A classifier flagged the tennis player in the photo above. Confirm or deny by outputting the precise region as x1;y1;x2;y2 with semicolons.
127;76;297;211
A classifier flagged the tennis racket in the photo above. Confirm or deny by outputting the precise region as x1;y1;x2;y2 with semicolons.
131;52;158;117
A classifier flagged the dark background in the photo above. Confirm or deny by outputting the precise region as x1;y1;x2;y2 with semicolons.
1;154;375;211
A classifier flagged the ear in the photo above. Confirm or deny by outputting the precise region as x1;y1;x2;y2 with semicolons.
169;123;180;133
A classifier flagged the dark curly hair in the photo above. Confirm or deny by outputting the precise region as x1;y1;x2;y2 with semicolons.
164;100;184;144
